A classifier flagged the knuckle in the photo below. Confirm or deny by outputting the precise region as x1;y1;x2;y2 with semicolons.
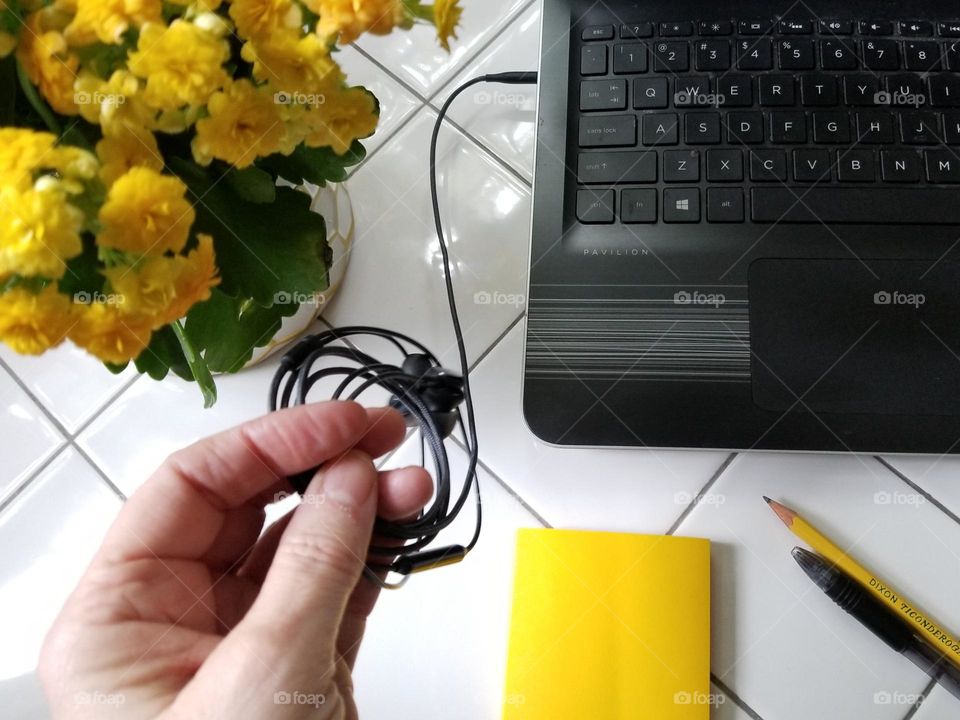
276;533;360;583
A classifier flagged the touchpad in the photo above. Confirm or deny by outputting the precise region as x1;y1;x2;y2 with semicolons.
749;259;960;416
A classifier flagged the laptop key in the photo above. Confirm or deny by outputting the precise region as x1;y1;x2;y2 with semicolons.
945;41;960;70
613;43;648;74
664;150;700;182
739;19;773;35
700;21;732;36
939;22;960;38
821;40;858;70
759;75;795;106
860;20;894;35
579;115;636;147
750;149;788;181
663;188;700;222
707;149;744;181
726;112;764;143
583;25;614;41
770;112;807;143
642;113;679;145
929;75;960;107
778;39;815;70
714;75;752;106
580;46;607;76
793;148;832;182
621;22;653;39
904;41;941;71
707;188;744;222
881;150;923;181
576;189;615;223
673;75;711;106
900;21;933;37
620;188;657;222
660;22;693;37
652;41;688;72
580;80;627;111
737;39;773;70
820;20;853;35
843;74;881;105
751;187;960;223
944;112;960;143
856;111;895;143
862;40;899;70
801;74;839;106
813;112;851;142
685;112;721;143
696;40;731;71
900;112;941;144
837;149;876;182
926;150;960;183
578;151;657;184
780;19;813;35
633;77;669;109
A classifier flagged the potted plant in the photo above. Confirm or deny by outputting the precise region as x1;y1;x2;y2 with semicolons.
0;0;462;406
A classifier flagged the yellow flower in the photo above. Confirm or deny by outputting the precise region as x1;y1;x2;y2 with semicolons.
164;233;219;322
0;32;16;58
74;70;154;129
0;129;57;191
301;86;378;155
16;13;79;116
64;0;162;45
229;0;300;39
432;0;462;52
128;21;229;110
68;300;154;363
96;122;163;186
0;285;75;355
0;185;84;279
98;167;195;255
192;79;286;167
312;0;408;44
241;32;342;94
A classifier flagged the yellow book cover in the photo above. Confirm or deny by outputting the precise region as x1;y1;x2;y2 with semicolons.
502;528;711;719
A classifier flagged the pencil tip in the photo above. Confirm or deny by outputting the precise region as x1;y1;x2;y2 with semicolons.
762;495;772;504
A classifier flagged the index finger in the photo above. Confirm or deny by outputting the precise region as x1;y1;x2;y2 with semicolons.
98;401;407;564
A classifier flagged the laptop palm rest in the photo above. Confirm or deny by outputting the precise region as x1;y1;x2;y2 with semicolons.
748;258;960;417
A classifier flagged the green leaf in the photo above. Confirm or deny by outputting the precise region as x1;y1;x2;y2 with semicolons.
168;157;330;305
74;38;134;80
256;140;367;187
185;288;300;373
0;0;22;35
134;324;192;381
104;361;128;374
172;320;218;408
57;236;105;300
224;165;276;204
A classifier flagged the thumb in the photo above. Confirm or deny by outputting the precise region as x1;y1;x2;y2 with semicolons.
241;449;378;662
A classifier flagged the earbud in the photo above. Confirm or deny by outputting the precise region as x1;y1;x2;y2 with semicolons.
389;353;464;439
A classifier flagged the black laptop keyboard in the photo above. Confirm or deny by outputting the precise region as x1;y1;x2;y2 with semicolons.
575;18;960;225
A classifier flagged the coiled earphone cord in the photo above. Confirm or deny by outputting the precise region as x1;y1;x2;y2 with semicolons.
269;71;538;589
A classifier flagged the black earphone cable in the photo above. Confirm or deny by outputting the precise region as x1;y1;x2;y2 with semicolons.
269;71;538;588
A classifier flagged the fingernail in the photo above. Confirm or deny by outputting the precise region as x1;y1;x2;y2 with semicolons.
321;453;375;508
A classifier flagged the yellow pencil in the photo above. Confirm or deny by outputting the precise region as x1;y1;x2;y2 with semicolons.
764;496;960;671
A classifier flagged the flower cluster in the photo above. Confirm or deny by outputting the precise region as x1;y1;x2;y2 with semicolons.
0;0;462;372
0;129;219;362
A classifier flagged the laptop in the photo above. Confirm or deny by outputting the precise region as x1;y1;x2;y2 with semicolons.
524;0;960;453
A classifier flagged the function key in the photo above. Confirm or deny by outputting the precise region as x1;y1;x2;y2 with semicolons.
780;19;813;34
739;18;773;35
621;22;653;38
583;25;614;41
660;21;693;37
899;20;933;36
940;22;960;37
699;20;732;36
860;20;894;35
820;19;853;35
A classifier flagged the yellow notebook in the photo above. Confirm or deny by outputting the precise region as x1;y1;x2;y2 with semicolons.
502;528;711;720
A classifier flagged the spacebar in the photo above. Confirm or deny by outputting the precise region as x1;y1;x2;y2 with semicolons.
752;188;960;224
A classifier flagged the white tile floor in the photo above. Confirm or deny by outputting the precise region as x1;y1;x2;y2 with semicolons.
2;3;960;718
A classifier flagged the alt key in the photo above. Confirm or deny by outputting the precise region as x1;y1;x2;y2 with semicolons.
707;188;745;222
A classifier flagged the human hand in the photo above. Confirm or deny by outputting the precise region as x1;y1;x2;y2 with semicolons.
39;401;432;719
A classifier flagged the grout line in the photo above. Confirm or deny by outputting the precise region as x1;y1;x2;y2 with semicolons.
666;452;738;536
901;677;938;720
70;439;128;502
71;374;142;440
469;312;524;372
450;435;552;529
875;456;960;526
0;356;72;440
346;102;428;179
711;674;766;720
432;108;533;187
0;443;71;515
349;43;430;104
